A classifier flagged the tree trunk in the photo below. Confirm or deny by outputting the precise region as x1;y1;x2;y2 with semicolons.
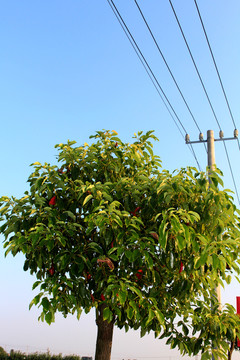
228;341;234;360
95;304;114;360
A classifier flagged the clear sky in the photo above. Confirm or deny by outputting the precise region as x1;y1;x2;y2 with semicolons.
1;0;240;359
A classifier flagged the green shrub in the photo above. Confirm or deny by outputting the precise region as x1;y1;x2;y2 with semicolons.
27;353;51;360
0;346;9;359
0;346;7;355
3;349;82;360
9;349;27;359
49;356;62;360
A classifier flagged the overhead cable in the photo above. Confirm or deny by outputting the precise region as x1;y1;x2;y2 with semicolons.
169;0;240;203
106;0;202;170
106;0;184;137
133;0;206;153
222;140;240;204
193;0;240;151
193;0;240;204
168;0;222;131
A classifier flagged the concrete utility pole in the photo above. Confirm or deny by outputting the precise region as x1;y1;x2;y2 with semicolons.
206;130;222;314
207;130;216;171
185;129;238;360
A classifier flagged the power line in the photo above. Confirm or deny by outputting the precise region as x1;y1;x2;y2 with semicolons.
168;0;240;204
168;0;222;131
133;0;206;153
106;0;201;170
222;140;240;204
107;0;186;134
193;0;240;152
106;0;184;138
192;0;240;204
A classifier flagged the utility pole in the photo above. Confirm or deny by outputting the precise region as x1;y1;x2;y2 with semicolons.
207;130;216;171
206;130;222;314
185;129;238;360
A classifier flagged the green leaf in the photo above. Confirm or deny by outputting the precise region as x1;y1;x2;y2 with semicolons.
182;323;189;336
192;238;200;252
201;350;211;360
171;216;181;232
45;311;54;325
225;274;231;284
32;281;41;290
158;221;168;249
113;216;123;227
128;285;142;298
177;235;185;251
146;309;155;325
127;306;134;320
29;293;43;310
140;326;147;337
154;309;165;325
132;249;140;262
56;235;66;247
88;242;103;254
196;252;208;268
118;290;127;305
83;194;93;206
0;205;10;215
107;247;117;255
63;210;76;221
115;307;122;321
144;251;153;269
125;250;133;261
41;297;50;311
129;300;138;313
76;307;82;320
103;307;113;322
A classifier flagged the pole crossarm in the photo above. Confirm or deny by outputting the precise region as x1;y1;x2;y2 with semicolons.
185;129;238;144
186;137;238;144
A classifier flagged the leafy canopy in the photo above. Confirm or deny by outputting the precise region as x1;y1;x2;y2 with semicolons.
1;130;240;359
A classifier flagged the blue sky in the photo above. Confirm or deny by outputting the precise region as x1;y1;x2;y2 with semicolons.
1;1;240;359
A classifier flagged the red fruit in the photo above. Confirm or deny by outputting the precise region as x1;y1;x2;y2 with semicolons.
151;232;159;241
111;241;114;248
49;196;56;206
131;206;141;216
91;294;95;302
179;261;184;274
87;272;91;280
49;265;55;276
115;142;118;147
136;269;143;280
100;294;105;301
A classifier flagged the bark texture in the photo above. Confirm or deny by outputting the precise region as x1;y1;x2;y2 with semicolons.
228;341;234;360
95;304;114;360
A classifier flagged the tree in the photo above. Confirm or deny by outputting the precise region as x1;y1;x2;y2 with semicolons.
0;346;8;359
1;130;240;360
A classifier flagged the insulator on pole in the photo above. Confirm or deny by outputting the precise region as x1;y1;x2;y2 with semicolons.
219;130;224;139
234;129;239;138
199;133;204;141
185;134;190;143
